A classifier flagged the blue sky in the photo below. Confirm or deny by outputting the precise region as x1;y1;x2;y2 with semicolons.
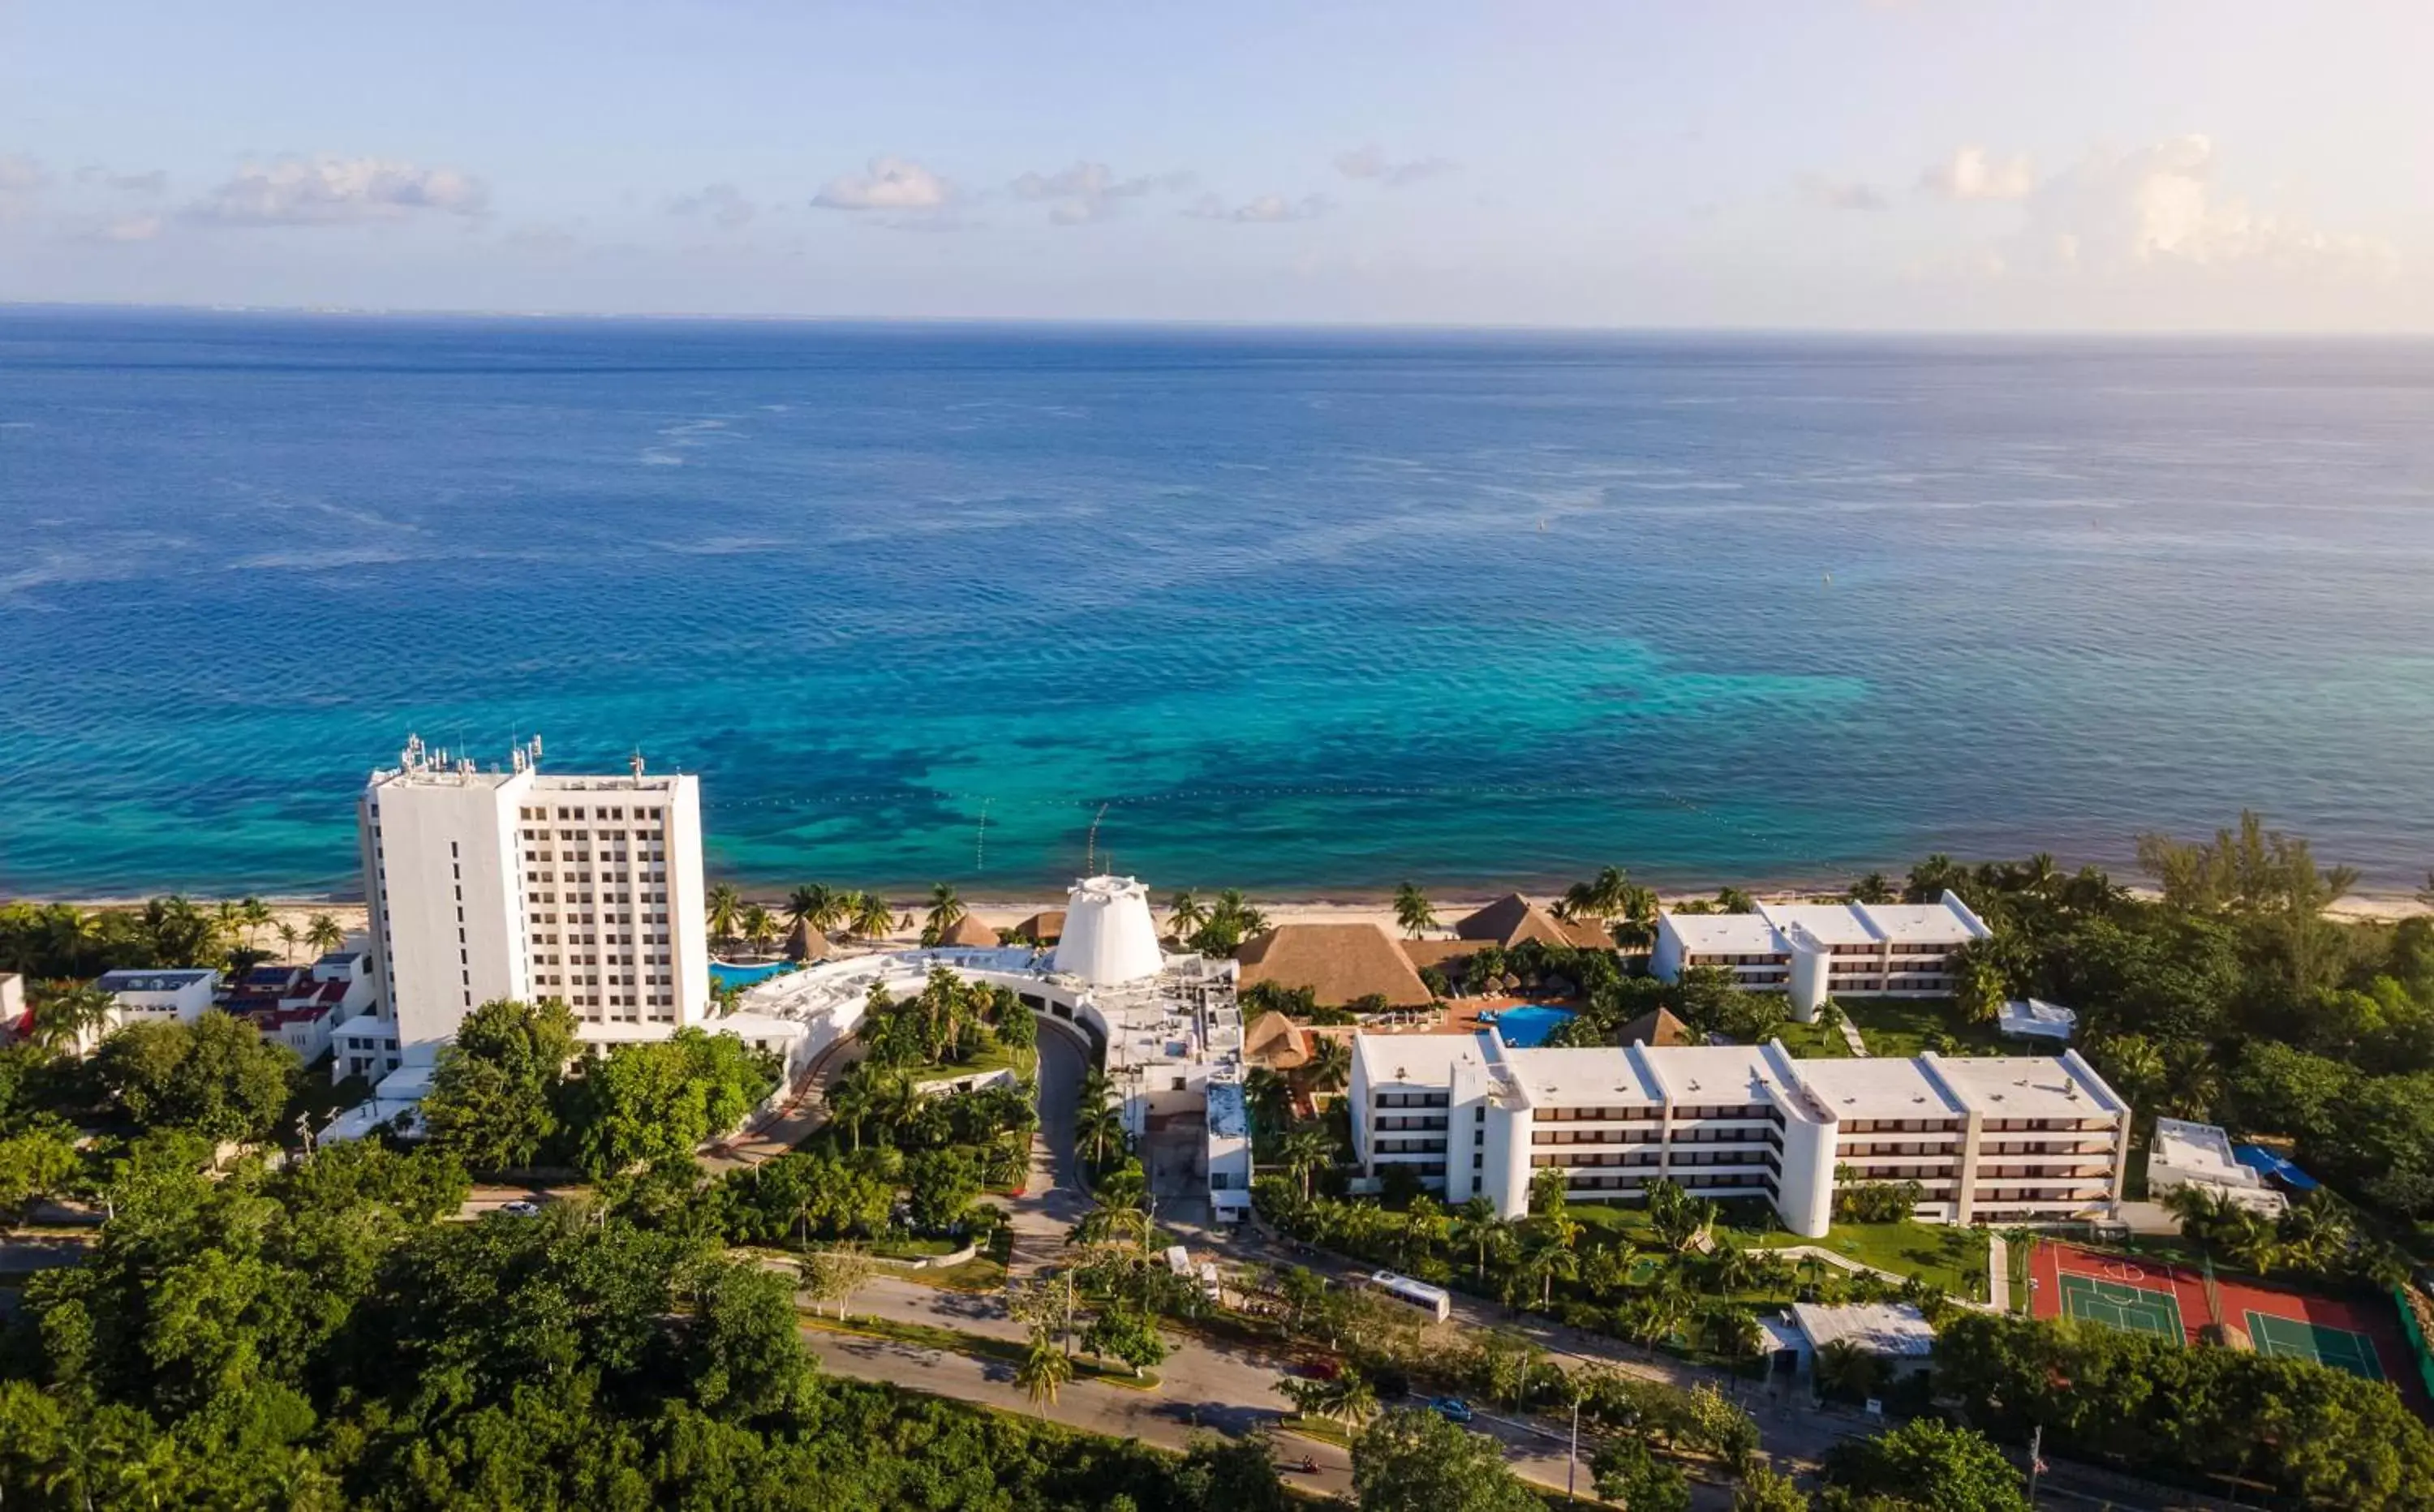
2;2;2428;328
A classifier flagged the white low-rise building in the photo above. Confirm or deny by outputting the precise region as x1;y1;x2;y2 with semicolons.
1651;892;1993;1022
717;875;1253;1220
1997;998;2077;1043
1348;1028;2130;1235
1782;1302;1937;1381
2147;1116;2286;1216
95;969;221;1045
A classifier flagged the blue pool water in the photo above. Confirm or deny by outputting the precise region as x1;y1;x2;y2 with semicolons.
2;311;2432;898
708;960;798;991
1486;1005;1576;1048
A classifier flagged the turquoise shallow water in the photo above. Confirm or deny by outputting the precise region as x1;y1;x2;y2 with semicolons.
2;311;2432;899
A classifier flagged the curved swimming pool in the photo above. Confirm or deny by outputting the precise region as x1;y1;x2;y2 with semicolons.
708;959;799;991
1481;1004;1576;1048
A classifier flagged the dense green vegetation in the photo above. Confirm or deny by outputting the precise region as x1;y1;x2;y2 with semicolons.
0;1133;1294;1510
416;998;777;1180
1934;1308;2434;1506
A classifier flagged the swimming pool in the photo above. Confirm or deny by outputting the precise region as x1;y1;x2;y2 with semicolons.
1483;1004;1575;1048
708;959;798;991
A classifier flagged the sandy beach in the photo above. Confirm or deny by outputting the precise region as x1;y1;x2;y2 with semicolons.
34;880;2428;965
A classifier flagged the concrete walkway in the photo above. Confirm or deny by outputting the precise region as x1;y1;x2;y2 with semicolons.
1985;1231;2011;1312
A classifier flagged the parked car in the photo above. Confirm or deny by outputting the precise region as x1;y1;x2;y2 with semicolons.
500;1200;543;1218
1428;1397;1473;1424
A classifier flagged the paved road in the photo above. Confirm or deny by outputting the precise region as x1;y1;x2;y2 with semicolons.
802;1270;1653;1505
1008;1023;1093;1277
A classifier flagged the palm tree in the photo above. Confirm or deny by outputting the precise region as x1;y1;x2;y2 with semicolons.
305;913;346;954
1392;882;1438;939
826;1072;880;1151
923;883;966;945
706;883;742;949
739;903;777;956
1244;1067;1292;1132
1813;1338;1884;1403
276;921;299;960
849;891;896;943
1281;1369;1379;1429
1016;1329;1073;1414
786;884;834;951
28;981;117;1055
1305;1034;1352;1094
1167;889;1207;942
1452;1196;1517;1285
1279;1127;1336;1203
1076;1102;1129;1170
239;896;273;951
1847;871;1897;905
1517;1226;1580;1309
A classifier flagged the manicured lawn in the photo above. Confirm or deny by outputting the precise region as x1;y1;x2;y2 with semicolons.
1563;1202;1987;1295
1772;1018;1851;1059
1838;999;2006;1059
901;1039;1038;1087
799;1312;1159;1390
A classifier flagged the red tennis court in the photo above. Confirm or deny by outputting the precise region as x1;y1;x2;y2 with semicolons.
2027;1242;2426;1411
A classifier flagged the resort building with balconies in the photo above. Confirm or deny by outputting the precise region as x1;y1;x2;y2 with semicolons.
1348;1026;2128;1235
1650;891;1993;1022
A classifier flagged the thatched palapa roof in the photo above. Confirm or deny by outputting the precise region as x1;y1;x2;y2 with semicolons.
1013;909;1065;943
1617;1007;1696;1047
1236;923;1434;1008
1243;1010;1309;1069
1454;892;1615;951
932;915;1000;948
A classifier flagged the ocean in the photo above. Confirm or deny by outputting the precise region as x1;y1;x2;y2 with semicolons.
2;308;2431;901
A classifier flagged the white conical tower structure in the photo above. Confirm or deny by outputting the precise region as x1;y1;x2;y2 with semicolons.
1051;875;1163;985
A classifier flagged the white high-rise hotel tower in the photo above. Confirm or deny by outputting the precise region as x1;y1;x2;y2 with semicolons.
347;734;711;1074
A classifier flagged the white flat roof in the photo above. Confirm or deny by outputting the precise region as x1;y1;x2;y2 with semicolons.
1927;1054;2124;1118
2151;1117;2249;1181
1637;1044;1792;1106
1503;1046;1664;1106
1795;1056;1968;1119
1791;1302;1936;1358
1998;999;2078;1039
1760;903;1881;947
1662;913;1786;954
1354;1032;1490;1087
1856;899;1987;944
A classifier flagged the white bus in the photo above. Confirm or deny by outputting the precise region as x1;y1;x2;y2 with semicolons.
1366;1269;1452;1322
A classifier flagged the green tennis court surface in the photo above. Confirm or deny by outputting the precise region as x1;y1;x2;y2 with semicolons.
2059;1272;2184;1341
2247;1312;2383;1381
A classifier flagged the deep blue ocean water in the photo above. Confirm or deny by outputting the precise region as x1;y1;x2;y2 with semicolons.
3;309;2432;900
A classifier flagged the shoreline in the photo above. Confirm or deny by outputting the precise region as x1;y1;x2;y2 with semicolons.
24;880;2430;934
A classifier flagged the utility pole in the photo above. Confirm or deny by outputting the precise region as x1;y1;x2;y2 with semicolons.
2028;1424;2044;1506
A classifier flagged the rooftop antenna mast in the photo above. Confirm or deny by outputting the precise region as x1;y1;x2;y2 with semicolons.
1084;802;1109;875
975;797;990;873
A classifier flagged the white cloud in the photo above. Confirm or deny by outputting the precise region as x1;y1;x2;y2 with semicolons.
0;153;47;216
187;156;488;226
811;157;951;212
76;165;169;195
1918;146;2034;202
1186;191;1328;224
1334;144;1454;187
1800;175;1890;212
1009;161;1193;225
668;183;756;229
2015;135;2395;274
62;213;165;243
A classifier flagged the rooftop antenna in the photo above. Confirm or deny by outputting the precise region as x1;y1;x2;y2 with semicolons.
630;748;646;779
975;797;990;872
1085;802;1108;875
